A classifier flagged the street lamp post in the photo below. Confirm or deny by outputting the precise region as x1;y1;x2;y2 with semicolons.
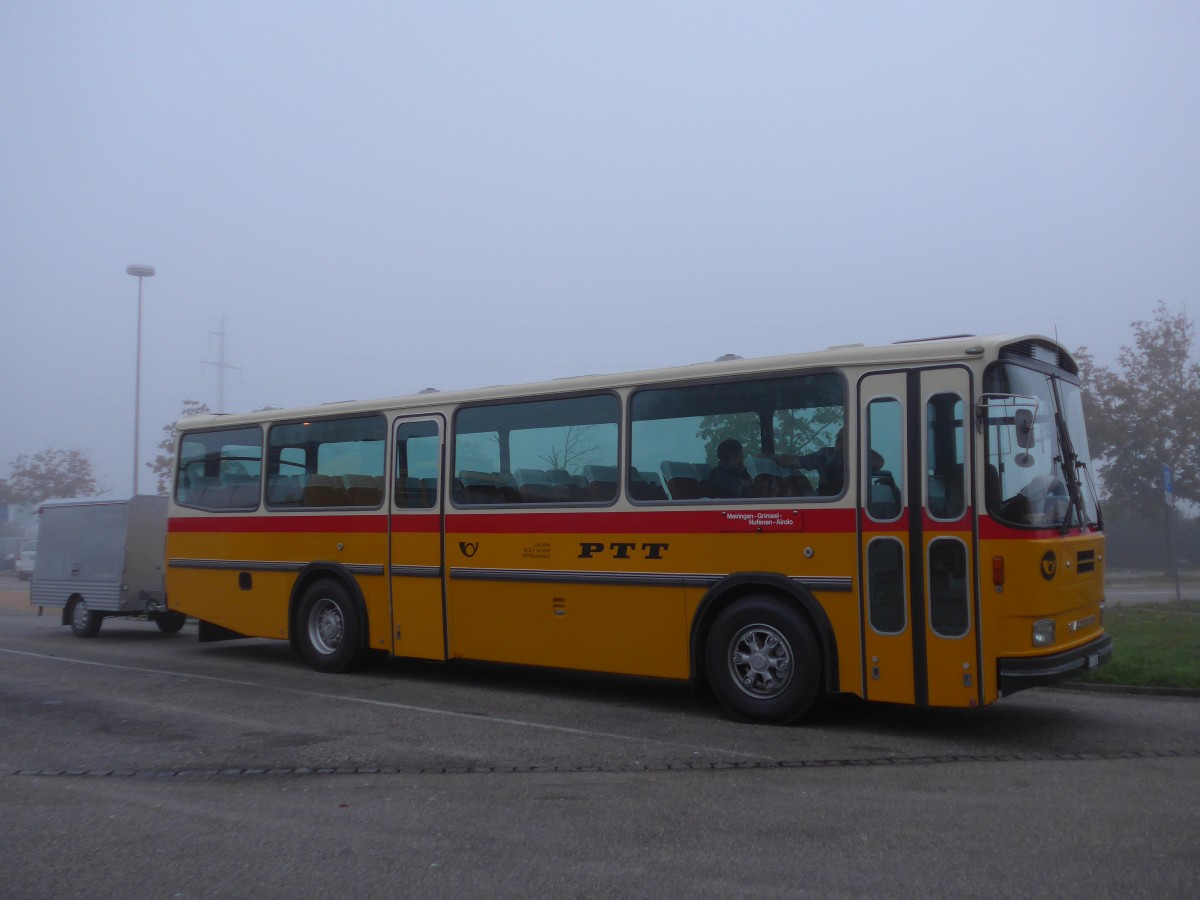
126;264;155;495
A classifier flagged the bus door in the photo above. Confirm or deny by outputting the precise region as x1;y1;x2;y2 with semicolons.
858;367;980;707
389;415;448;660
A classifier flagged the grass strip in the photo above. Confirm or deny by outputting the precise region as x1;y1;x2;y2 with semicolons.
1077;600;1200;690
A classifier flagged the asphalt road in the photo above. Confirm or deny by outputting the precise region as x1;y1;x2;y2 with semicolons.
1;577;1198;899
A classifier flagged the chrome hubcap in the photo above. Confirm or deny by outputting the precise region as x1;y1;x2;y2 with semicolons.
728;623;793;698
308;598;344;655
72;601;89;628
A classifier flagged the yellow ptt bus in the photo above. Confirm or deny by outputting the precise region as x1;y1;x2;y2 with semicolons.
165;334;1111;723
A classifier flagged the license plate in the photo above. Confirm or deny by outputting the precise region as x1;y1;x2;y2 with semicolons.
1086;652;1100;669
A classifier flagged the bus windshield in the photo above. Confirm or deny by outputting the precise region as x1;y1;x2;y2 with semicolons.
983;364;1100;528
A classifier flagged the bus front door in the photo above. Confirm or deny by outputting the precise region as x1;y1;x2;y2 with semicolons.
389;416;448;660
858;367;980;708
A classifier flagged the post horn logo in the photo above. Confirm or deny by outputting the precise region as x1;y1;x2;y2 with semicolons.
459;542;479;558
1040;551;1057;581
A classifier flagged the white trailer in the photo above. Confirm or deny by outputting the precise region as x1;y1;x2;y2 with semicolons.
30;495;184;637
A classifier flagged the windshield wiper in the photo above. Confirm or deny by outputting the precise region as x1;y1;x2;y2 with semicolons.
1051;381;1087;533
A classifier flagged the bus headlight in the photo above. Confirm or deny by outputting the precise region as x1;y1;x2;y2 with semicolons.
1032;619;1056;647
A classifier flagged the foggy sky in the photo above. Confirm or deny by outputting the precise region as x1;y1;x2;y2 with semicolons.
2;2;1197;498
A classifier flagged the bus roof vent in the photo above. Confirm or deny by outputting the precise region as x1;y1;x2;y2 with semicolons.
1000;339;1078;375
714;353;743;362
418;387;441;394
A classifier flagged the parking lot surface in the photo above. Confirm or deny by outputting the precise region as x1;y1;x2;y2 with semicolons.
1;575;1198;898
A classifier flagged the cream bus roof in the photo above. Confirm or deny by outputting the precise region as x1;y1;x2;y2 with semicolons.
175;333;1073;431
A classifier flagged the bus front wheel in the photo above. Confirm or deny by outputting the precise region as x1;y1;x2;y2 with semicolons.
296;580;367;673
705;595;822;724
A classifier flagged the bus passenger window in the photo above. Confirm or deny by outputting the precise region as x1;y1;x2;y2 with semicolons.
453;395;619;506
630;372;846;503
266;415;386;509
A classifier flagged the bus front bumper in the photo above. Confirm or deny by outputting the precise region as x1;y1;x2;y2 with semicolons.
998;633;1114;697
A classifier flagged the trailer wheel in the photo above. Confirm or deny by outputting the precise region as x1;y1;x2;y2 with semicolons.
154;610;187;634
69;598;103;638
296;580;367;673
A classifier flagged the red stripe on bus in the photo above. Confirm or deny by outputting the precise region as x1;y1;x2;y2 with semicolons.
169;507;859;535
441;508;857;534
168;515;387;534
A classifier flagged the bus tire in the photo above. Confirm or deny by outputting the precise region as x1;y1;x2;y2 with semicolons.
69;598;103;639
705;595;821;724
154;610;188;634
296;580;367;673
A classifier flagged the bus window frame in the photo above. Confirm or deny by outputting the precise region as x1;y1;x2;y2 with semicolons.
449;390;624;510
263;412;389;512
174;424;265;513
626;368;849;506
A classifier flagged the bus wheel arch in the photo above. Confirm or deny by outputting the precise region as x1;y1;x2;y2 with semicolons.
691;575;838;722
289;566;369;673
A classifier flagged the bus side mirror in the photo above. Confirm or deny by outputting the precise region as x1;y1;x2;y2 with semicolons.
1015;409;1035;449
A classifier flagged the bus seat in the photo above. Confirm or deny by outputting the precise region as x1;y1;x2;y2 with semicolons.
303;474;345;507
344;474;382;506
583;465;618;501
629;468;668;501
660;461;703;500
496;472;519;503
458;470;518;505
547;469;588;501
515;469;558;503
267;475;304;506
459;470;499;504
226;480;261;508
746;457;783;497
780;472;814;497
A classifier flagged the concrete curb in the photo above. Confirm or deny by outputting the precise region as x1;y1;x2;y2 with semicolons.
1056;682;1200;699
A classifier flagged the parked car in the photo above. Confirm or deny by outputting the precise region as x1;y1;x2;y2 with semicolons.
15;540;37;580
0;537;23;572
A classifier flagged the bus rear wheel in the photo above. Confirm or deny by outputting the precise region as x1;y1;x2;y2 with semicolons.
69;598;103;639
296;580;367;673
154;610;188;634
705;595;822;724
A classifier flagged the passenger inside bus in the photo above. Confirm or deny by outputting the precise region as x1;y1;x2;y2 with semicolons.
708;439;754;498
762;429;848;496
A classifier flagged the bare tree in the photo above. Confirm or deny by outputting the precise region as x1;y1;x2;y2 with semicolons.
539;425;602;473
